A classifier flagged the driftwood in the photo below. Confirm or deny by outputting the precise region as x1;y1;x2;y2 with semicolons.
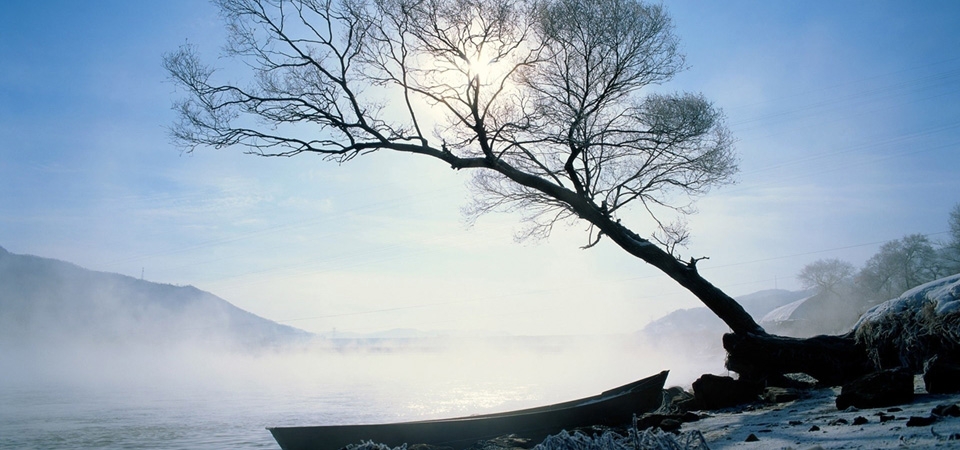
723;332;874;386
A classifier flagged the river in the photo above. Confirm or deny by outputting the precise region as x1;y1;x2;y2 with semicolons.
0;337;709;449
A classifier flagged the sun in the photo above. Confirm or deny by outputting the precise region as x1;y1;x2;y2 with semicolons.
462;45;513;87
466;52;496;81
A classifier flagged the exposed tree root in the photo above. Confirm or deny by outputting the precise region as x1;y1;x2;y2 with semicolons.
723;332;875;386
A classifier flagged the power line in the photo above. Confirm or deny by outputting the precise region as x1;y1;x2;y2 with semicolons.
701;231;951;271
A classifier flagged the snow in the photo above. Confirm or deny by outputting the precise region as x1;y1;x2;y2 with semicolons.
856;274;960;327
346;382;960;450
680;377;960;449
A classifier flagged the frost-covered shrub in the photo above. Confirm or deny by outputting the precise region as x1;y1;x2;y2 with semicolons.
854;274;960;371
343;427;710;450
344;441;406;450
534;428;709;450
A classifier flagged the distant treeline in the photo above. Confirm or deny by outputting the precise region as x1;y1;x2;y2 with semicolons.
797;203;960;305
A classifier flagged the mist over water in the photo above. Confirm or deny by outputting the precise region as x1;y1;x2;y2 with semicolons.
0;247;728;448
0;335;722;449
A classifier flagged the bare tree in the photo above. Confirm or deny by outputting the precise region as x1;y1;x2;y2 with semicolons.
165;0;874;383
941;203;960;274
857;234;944;301
797;258;855;295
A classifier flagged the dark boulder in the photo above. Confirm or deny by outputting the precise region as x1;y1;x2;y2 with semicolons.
762;387;800;403
907;416;938;427
466;435;533;450
658;418;682;432
923;356;960;394
691;374;763;410
658;386;696;413
636;412;701;431
933;403;960;417
411;445;454;450
835;368;914;410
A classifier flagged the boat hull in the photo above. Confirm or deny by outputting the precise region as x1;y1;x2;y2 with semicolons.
269;370;668;450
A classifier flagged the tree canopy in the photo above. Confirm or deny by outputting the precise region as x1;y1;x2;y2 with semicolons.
857;234;945;301
166;0;735;242
797;258;855;295
166;0;759;335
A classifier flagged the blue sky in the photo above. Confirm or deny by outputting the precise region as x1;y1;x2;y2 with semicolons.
2;1;959;336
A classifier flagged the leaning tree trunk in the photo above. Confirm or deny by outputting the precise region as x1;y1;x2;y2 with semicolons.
597;218;876;385
488;157;877;385
592;214;767;336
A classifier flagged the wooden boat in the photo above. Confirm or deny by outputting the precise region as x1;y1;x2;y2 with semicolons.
269;370;668;450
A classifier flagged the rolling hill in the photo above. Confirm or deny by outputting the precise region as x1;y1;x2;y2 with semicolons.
0;246;311;349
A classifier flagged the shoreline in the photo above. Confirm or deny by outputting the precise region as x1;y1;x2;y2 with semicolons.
680;380;960;449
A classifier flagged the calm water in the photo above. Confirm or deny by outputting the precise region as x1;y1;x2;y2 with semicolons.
0;338;704;449
0;384;284;449
0;354;536;449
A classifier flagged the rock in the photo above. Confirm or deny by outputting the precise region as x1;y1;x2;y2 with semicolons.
829;418;849;425
636;414;662;430
636;413;669;430
636;412;701;431
658;386;697;413
923;356;960;394
835;368;914;410
674;397;700;412
763;387;800;403
691;374;762;410
767;373;819;389
467;435;533;450
410;445;454;450
906;416;937;427
809;425;821;432
853;416;869;425
745;433;759;442
664;386;694;404
659;419;682;432
933;403;960;417
878;413;896;423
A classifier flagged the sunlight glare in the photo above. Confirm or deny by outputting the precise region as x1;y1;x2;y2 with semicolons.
466;51;497;82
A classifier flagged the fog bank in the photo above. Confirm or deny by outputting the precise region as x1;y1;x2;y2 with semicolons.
1;332;722;424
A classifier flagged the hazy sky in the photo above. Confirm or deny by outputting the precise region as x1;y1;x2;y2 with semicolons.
2;1;959;336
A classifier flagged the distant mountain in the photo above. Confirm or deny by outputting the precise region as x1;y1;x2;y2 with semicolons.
639;289;811;356
0;246;311;349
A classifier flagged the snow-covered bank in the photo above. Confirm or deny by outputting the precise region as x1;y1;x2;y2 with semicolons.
681;377;960;449
855;274;960;371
